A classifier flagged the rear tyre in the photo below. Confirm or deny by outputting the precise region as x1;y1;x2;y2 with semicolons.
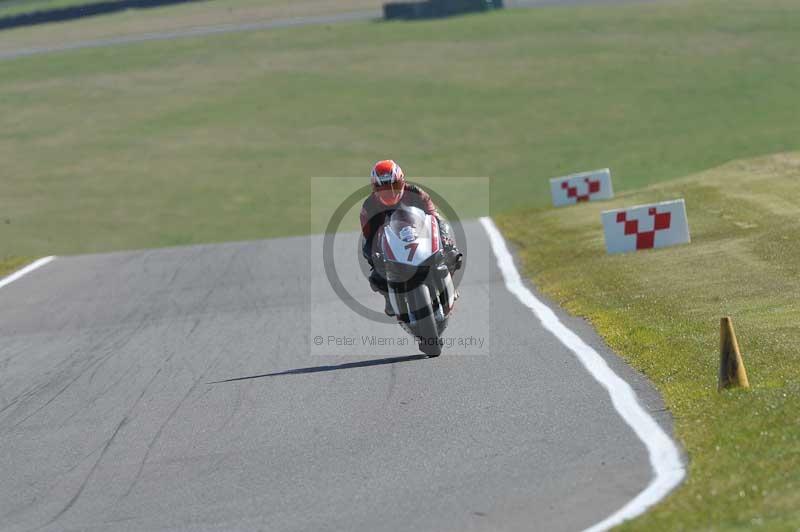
408;285;442;357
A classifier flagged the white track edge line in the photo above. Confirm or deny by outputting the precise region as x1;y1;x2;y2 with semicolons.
0;256;56;290
479;217;684;531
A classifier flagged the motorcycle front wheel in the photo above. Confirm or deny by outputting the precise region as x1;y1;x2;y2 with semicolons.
407;284;442;357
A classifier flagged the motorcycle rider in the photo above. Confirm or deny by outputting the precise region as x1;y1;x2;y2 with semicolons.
360;159;462;316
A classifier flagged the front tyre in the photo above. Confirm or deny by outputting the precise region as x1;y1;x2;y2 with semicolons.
407;284;442;357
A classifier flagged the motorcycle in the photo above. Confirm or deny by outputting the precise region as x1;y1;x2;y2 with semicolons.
374;205;458;357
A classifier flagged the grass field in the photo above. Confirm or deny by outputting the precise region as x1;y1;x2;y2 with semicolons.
498;152;800;530
2;0;800;260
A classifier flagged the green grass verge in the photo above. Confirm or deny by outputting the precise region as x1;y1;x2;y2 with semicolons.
0;256;33;278
497;152;800;530
1;0;799;257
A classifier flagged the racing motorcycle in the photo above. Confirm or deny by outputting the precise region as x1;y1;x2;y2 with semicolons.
374;206;459;357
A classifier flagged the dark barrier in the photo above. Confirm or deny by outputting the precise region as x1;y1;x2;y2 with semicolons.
384;0;502;20
384;2;431;20
0;0;204;32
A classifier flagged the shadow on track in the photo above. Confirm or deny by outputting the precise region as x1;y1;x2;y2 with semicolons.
209;355;427;384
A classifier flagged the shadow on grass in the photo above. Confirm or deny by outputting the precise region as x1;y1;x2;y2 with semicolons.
209;355;428;383
0;0;205;32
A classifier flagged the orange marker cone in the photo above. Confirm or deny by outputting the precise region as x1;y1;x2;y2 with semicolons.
718;317;750;391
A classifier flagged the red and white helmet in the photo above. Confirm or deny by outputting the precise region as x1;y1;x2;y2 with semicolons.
371;159;405;207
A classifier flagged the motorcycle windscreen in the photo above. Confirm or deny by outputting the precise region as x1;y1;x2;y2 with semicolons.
388;206;426;236
384;207;435;267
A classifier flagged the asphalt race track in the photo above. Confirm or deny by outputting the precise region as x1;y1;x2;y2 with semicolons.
0;221;677;531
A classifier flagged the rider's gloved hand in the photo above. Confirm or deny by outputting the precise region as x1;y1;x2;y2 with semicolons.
437;217;456;250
